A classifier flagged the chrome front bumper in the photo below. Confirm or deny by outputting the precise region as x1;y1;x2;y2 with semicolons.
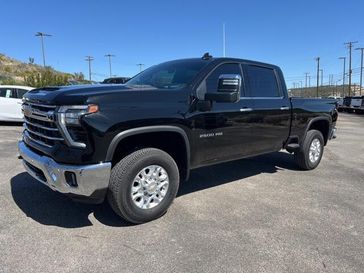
330;127;337;139
18;141;111;201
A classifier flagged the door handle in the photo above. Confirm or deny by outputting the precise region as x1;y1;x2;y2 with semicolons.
280;106;290;111
240;107;253;112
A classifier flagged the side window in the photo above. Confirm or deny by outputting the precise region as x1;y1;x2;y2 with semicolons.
17;89;28;98
245;65;280;97
205;63;242;93
0;88;7;97
0;88;14;98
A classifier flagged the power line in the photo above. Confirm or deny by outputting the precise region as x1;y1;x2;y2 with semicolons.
85;56;94;81
104;54;115;78
35;32;52;67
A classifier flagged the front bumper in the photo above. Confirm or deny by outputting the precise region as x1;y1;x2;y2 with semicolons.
18;141;111;203
329;127;337;140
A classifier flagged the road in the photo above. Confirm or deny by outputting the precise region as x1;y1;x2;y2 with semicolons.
0;113;363;273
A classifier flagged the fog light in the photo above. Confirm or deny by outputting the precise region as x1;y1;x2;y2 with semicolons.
65;171;78;187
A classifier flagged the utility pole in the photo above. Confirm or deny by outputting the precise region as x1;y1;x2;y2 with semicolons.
356;47;364;95
339;57;346;97
319;69;324;86
35;32;52;67
316;57;320;97
136;63;145;73
223;23;226;57
104;54;115;78
344;41;358;96
304;72;309;88
308;75;311;87
85;56;94;81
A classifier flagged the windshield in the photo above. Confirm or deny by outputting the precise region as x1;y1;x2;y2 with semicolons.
126;60;209;90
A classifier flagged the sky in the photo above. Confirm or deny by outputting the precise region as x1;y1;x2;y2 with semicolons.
1;0;363;87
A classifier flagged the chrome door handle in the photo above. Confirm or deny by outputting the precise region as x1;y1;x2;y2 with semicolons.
240;107;253;112
280;106;290;111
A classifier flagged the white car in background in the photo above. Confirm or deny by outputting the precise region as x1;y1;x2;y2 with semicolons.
350;96;363;112
0;85;34;122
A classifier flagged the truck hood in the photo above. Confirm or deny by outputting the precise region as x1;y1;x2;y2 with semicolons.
24;84;153;105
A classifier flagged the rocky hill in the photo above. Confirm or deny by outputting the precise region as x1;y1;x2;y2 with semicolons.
0;53;86;87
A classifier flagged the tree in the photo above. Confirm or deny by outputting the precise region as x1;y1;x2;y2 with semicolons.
73;72;85;81
23;68;70;88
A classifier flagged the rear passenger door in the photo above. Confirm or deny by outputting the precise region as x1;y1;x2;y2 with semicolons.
242;64;291;153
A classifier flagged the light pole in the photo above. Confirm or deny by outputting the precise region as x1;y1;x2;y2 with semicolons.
35;32;52;67
339;57;346;97
355;47;364;95
104;54;115;78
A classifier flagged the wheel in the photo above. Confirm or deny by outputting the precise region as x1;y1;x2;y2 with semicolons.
108;148;180;224
294;130;324;170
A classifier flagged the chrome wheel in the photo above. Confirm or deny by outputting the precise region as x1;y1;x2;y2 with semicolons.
309;138;321;163
131;165;169;209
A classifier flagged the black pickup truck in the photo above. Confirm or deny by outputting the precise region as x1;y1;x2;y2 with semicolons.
18;55;338;223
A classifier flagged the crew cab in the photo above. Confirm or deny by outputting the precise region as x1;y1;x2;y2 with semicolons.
18;55;338;223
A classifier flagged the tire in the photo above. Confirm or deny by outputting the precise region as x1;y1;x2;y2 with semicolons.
108;148;180;224
294;130;324;170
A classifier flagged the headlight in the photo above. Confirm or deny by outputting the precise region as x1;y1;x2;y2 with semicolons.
57;105;98;148
59;105;98;126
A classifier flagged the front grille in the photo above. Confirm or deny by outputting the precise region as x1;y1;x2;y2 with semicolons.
22;101;64;148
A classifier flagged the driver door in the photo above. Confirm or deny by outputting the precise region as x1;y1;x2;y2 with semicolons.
189;63;256;167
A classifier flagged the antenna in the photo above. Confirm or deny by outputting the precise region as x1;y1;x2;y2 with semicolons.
223;23;226;57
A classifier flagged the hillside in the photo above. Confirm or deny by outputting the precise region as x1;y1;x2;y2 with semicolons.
289;85;361;98
0;53;86;87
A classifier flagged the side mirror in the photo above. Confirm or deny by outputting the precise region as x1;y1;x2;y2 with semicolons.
205;74;241;103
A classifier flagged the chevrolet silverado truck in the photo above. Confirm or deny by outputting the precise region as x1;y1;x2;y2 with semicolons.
18;55;338;223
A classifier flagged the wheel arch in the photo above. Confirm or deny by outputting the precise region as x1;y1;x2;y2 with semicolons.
303;117;331;145
105;126;191;181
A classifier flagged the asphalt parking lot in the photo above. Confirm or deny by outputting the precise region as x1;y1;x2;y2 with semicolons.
0;113;363;273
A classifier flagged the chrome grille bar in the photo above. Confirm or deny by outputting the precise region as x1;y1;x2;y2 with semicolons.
24;101;57;109
24;131;53;148
24;124;64;141
24;119;59;131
